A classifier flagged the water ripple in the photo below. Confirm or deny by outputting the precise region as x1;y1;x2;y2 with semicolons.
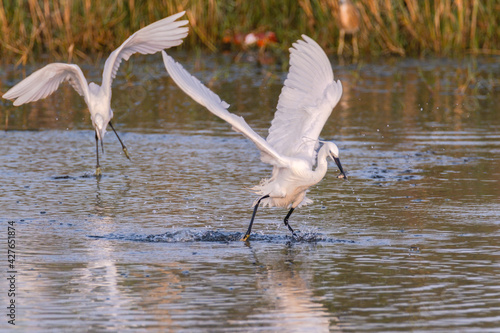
89;229;356;244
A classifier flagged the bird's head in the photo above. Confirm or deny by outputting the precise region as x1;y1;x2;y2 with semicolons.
92;113;108;142
325;141;347;179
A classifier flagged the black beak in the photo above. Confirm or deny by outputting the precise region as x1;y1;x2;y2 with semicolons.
333;157;347;179
100;138;105;154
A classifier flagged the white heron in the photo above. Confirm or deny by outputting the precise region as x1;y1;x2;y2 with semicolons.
162;35;346;241
3;11;189;176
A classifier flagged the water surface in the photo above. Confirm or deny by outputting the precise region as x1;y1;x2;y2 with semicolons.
1;54;499;331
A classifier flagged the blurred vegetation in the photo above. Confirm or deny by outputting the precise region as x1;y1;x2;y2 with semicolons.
0;0;498;65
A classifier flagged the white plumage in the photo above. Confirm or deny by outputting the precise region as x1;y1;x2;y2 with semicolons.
266;36;342;163
162;35;346;240
3;11;189;176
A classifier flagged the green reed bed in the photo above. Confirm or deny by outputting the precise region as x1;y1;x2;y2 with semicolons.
0;0;498;65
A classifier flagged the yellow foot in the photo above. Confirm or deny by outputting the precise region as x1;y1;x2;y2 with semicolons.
95;167;102;177
240;234;250;242
123;147;131;160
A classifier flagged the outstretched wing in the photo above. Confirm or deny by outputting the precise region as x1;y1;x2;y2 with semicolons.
2;63;90;106
162;51;291;168
101;11;189;97
264;35;343;164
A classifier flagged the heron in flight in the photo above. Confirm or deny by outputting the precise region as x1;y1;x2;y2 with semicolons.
3;11;189;176
162;35;346;241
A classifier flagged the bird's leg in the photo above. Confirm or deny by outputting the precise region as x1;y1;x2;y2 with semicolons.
241;194;270;242
338;29;345;56
109;121;130;160
283;208;297;236
95;131;102;177
353;33;359;58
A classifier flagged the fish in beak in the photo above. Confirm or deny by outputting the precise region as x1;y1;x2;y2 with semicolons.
333;157;347;179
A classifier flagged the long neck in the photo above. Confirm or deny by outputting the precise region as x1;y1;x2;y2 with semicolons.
311;145;330;182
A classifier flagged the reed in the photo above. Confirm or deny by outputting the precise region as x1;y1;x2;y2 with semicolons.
0;0;498;64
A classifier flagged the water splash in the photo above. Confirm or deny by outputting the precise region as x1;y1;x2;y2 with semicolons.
89;228;355;244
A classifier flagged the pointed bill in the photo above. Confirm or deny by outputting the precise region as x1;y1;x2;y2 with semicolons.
333;157;347;179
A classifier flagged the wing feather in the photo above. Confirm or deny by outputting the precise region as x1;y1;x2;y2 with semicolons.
162;51;291;168
2;63;90;106
101;11;188;96
264;35;342;165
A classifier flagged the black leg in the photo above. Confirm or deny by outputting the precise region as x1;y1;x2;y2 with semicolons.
241;195;270;241
283;208;296;236
95;131;102;177
109;121;130;160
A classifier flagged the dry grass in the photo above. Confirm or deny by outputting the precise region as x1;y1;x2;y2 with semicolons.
0;0;498;65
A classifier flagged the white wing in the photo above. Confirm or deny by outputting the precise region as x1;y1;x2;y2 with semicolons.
101;11;188;97
2;63;90;106
162;51;291;168
264;35;343;164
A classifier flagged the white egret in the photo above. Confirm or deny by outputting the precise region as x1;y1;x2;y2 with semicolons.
3;11;189;176
162;35;346;241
